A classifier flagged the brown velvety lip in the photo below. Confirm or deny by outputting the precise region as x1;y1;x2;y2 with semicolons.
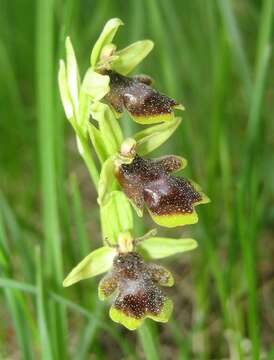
102;70;178;117
116;155;202;216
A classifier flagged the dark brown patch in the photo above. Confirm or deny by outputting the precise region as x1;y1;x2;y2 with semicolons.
102;70;178;117
116;155;202;216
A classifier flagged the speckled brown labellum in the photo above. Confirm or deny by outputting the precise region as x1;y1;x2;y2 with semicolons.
101;70;181;124
99;252;173;322
115;155;208;227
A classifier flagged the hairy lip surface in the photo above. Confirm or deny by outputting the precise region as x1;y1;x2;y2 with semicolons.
100;252;170;319
116;155;202;216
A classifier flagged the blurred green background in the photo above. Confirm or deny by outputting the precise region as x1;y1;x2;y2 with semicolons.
0;0;273;359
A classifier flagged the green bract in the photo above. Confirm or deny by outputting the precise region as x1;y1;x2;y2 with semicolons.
59;18;209;331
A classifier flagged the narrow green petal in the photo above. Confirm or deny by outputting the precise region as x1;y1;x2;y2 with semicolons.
138;237;198;259
133;117;182;156
147;298;173;323
111;40;154;75
109;306;144;330
81;68;110;101
91;18;124;67
63;247;116;287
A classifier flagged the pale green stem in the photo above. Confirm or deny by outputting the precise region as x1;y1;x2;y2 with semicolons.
138;323;159;360
76;131;100;189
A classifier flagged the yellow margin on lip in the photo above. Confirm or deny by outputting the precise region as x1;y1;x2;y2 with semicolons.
148;190;210;228
109;297;173;330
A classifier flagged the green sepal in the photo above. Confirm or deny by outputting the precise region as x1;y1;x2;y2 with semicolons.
110;40;154;75
81;68;110;102
100;191;133;245
91;18;123;67
91;102;123;156
98;157;118;205
133;117;182;155
63;246;116;287
138;237;198;259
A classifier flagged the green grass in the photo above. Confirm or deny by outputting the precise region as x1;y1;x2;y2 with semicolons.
0;0;273;359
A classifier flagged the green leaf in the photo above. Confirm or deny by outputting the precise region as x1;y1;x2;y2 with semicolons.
111;40;154;75
98;157;118;205
81;68;110;101
87;123;109;163
58;60;74;120
137;237;198;259
91;102;123;155
63;247;116;287
91;18;124;67
65;37;80;116
100;191;133;245
133;117;182;155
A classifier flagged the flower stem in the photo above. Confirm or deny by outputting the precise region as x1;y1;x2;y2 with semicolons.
138;322;159;360
76;131;99;189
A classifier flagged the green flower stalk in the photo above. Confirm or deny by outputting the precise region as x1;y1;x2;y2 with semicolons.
58;18;209;330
